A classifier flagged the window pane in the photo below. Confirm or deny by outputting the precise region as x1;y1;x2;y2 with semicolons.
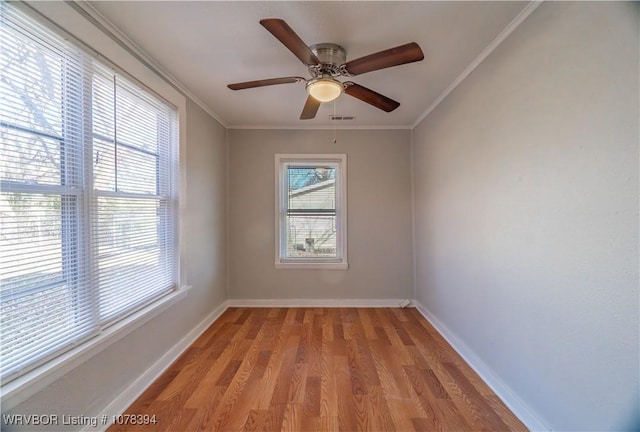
0;192;93;379
2;283;74;376
93;138;115;191
115;83;160;153
95;196;174;321
287;167;336;210
0;18;64;137
1;126;61;185
0;193;63;291
92;69;115;139
285;214;337;258
116;145;157;194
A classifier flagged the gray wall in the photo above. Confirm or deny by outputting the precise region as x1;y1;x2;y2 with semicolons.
227;129;413;301
412;2;639;430
5;100;228;431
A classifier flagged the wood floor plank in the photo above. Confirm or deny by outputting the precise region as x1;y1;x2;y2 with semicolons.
340;309;355;341
330;309;347;356
310;416;338;432
284;308;298;325
204;321;272;431
411;417;434;432
281;403;303;432
182;322;253;408
108;307;527;432
308;315;324;377
319;328;338;418
183;386;227;431
376;309;416;365
345;338;368;395
222;350;273;431
351;392;372;431
386;399;424;432
287;362;309;404
442;361;511;431
436;398;473;431
350;337;381;389
369;339;403;398
334;355;356;432
367;385;396;431
374;325;392;345
374;337;417;400
404;365;446;431
303;376;321;418
358;308;379;340
242;410;268;432
422;368;451;400
321;311;334;343
269;334;301;406
262;403;287;432
257;330;299;409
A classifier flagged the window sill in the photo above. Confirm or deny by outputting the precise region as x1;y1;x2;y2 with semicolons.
1;286;191;411
275;261;348;270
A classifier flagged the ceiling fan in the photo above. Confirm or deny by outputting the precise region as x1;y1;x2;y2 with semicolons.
227;19;424;120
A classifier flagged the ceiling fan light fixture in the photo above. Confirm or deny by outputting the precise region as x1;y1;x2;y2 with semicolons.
306;77;343;103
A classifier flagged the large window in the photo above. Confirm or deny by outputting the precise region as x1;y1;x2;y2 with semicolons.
275;154;347;269
0;4;179;383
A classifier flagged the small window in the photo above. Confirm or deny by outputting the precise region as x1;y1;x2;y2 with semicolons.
275;154;347;269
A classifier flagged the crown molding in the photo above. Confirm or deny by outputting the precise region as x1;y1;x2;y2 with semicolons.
227;124;412;130
69;1;228;128
411;0;543;129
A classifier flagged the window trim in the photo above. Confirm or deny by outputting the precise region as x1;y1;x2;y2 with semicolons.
274;154;348;270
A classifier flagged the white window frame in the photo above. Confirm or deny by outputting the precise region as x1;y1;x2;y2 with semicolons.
275;154;348;270
1;1;189;411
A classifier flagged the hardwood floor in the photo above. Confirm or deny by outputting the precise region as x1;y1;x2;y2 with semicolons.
108;307;527;431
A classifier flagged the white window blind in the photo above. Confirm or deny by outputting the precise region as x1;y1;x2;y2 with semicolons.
0;3;178;382
275;154;347;269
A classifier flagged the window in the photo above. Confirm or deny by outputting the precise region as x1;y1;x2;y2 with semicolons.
0;4;179;383
275;154;347;269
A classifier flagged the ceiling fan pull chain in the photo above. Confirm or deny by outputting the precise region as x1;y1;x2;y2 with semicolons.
333;99;337;144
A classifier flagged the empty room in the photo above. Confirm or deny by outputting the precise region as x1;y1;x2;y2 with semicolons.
1;1;637;431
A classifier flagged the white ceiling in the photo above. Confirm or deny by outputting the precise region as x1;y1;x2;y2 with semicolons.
89;1;530;129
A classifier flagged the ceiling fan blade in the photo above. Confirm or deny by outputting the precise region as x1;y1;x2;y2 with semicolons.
227;77;304;90
300;95;321;120
344;82;400;112
260;19;320;66
343;42;424;76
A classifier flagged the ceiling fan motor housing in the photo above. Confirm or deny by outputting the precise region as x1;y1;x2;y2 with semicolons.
309;43;347;77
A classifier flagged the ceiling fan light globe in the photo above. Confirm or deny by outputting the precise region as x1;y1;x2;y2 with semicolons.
306;79;343;103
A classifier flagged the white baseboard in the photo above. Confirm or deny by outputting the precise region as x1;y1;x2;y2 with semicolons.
226;298;411;308
413;301;550;431
85;300;229;432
